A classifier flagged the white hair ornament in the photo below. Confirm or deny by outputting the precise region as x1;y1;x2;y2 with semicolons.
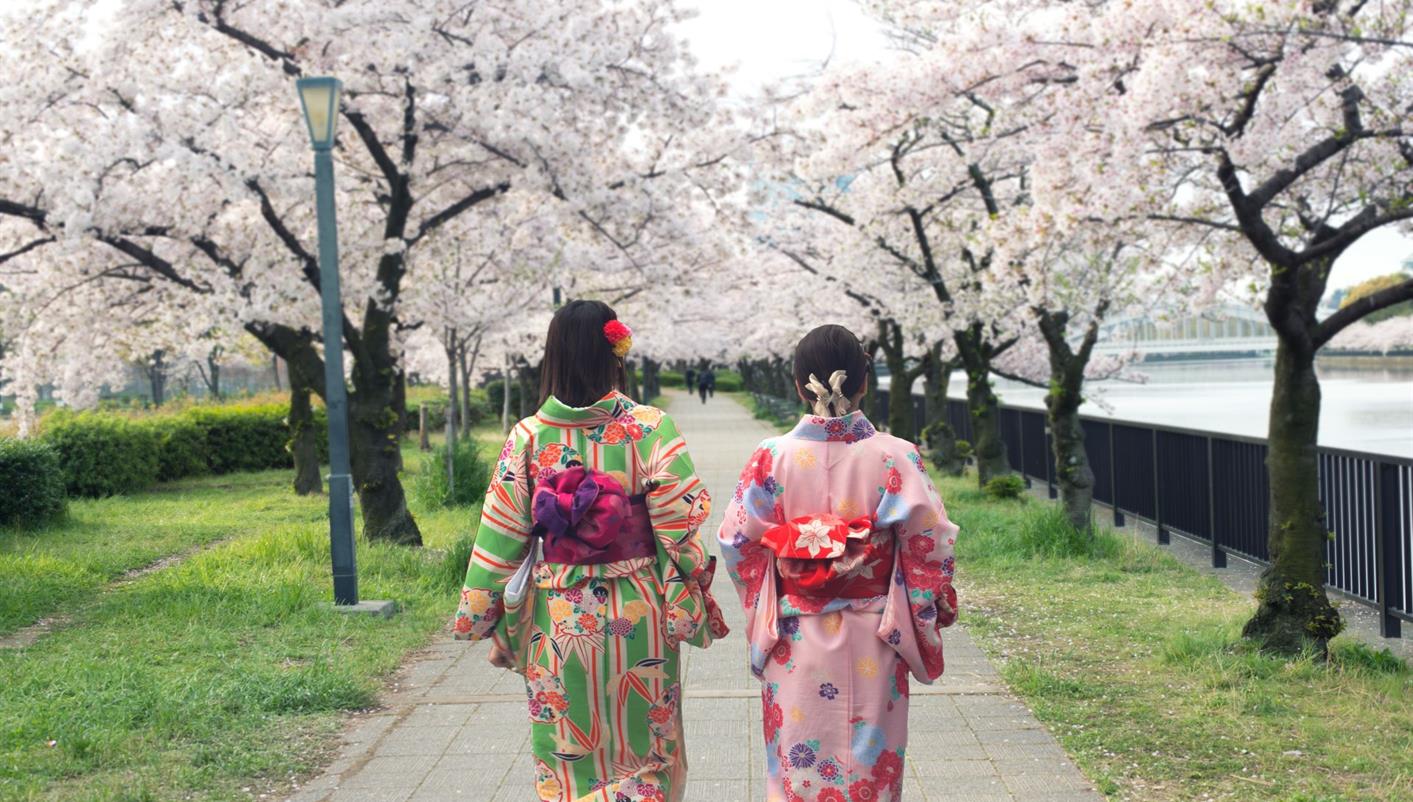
805;370;851;417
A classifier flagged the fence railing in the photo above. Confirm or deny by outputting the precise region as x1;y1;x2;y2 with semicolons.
870;387;1411;640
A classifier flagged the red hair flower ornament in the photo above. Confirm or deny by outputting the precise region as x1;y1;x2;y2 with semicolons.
603;320;633;358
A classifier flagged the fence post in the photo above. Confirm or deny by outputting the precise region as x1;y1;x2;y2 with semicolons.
1375;462;1403;638
1153;428;1168;545
1207;436;1226;568
1109;422;1125;527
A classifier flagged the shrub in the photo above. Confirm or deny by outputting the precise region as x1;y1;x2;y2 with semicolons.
434;533;477;592
185;404;291;474
411;438;491;509
40;411;160;497
0;438;67;526
982;473;1026;500
147;417;208;481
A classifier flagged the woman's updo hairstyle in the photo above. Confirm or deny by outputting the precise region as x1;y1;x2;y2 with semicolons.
792;324;870;417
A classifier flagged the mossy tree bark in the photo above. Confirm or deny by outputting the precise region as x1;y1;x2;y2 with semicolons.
1035;306;1104;533
922;344;966;476
955;324;1010;486
875;318;926;441
287;359;323;496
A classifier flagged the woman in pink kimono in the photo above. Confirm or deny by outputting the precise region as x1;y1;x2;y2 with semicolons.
718;325;958;802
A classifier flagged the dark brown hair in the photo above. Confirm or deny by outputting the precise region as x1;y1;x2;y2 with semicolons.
792;324;870;416
538;299;629;407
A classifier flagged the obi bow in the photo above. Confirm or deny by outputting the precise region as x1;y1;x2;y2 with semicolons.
761;513;873;560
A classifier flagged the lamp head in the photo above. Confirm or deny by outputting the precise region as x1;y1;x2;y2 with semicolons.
296;77;341;150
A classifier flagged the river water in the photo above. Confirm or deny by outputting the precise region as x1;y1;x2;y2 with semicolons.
942;359;1413;459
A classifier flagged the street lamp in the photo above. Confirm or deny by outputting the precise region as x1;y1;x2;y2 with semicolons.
297;76;358;607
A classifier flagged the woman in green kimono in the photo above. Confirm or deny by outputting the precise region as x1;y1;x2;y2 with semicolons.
454;300;727;802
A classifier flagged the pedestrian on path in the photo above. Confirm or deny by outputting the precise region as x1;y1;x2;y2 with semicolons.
453;299;729;802
697;367;715;404
716;324;959;802
685;366;697;393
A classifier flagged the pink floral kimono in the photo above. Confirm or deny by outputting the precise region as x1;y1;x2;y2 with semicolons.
718;411;958;802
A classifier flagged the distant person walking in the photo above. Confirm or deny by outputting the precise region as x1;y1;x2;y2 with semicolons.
697;367;715;404
685;367;697;393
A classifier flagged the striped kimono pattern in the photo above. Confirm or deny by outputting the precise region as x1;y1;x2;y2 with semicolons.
454;391;723;802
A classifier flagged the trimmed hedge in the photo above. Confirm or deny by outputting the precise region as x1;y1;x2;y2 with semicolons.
0;438;67;526
35;403;330;498
185;404;293;474
41;411;161;497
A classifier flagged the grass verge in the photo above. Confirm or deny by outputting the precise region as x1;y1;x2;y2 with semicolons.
941;473;1413;801
0;471;325;636
0;435;489;801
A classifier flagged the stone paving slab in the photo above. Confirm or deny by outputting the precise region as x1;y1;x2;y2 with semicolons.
283;391;1103;801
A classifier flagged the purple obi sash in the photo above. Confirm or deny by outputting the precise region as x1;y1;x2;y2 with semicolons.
531;466;657;565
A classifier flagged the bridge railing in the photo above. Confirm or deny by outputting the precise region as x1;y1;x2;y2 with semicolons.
872;387;1411;640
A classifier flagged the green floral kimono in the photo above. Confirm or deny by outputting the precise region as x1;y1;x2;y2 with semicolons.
454;391;725;802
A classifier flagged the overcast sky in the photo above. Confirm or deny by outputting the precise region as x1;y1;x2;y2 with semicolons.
675;0;1413;292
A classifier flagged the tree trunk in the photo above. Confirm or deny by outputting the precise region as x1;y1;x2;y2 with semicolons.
445;340;460;445
457;339;474;437
1046;370;1093;533
348;345;422;546
287;364;323;496
922;348;966;476
1243;337;1341;654
205;348;223;400
517;360;533;420
1037;309;1099;533
392;367;407;471
956;330;1008;486
501;351;513;434
626;359;643;402
148;349;167;407
862;340;885;425
643;358;661;402
876;319;917;440
272;354;282;392
419;403;430;451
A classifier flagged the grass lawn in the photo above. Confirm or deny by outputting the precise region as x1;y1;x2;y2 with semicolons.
0;434;490;802
0;472;326;636
940;472;1413;801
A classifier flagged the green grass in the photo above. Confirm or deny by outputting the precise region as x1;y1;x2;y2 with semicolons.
0;471;325;635
0;433;490;802
940;472;1413;801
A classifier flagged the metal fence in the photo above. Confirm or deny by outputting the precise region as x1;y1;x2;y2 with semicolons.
873;388;1412;640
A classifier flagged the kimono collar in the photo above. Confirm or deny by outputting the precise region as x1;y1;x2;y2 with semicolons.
788;410;877;443
537;391;633;428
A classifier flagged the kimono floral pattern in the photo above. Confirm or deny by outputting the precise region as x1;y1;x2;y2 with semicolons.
454;392;722;802
719;410;957;802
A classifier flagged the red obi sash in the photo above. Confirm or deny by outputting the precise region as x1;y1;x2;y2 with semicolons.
761;513;895;599
531;467;657;565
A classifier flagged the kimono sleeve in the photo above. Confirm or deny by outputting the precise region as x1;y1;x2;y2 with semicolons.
639;411;726;649
877;444;959;682
716;439;782;675
716;440;778;613
452;426;533;645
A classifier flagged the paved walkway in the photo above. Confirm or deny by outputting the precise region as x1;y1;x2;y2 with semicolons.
285;391;1102;802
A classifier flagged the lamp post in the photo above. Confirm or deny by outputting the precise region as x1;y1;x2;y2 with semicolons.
297;76;358;606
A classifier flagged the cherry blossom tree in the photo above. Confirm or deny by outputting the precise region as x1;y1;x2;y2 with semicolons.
1035;0;1413;653
759;12;1046;482
0;0;739;545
